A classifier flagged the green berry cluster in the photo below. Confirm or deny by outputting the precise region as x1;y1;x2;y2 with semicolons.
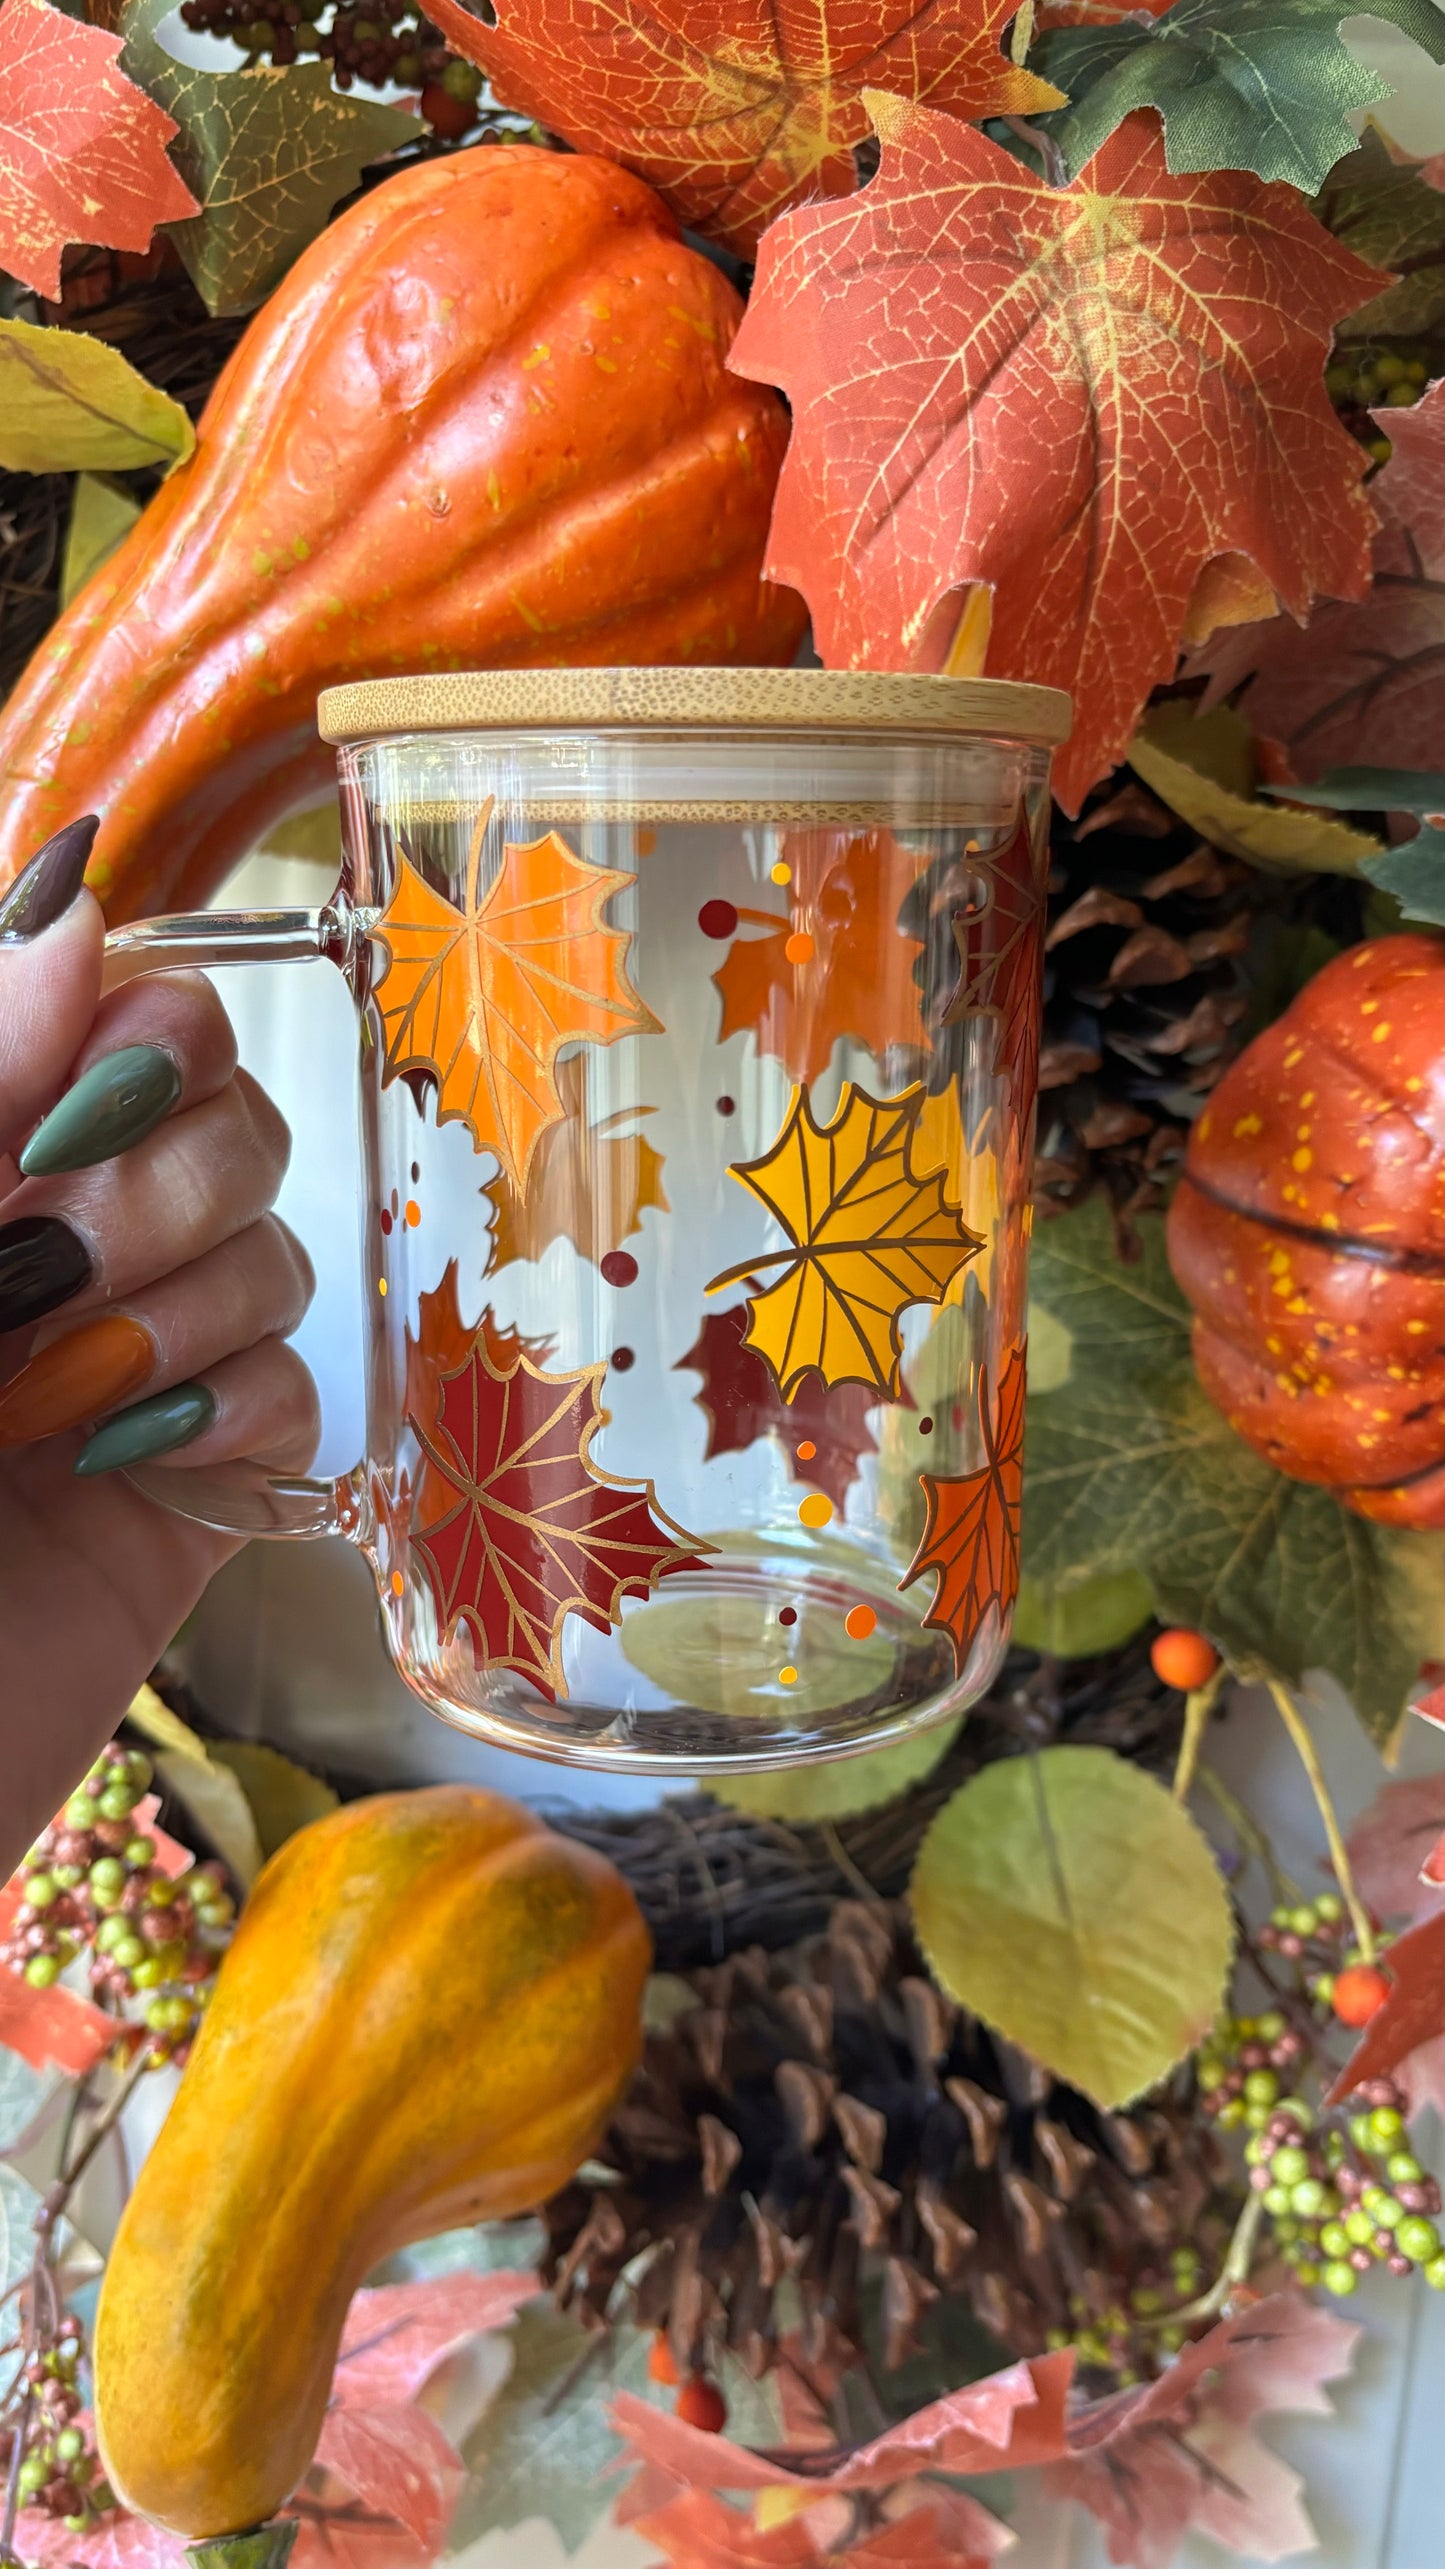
1;1743;235;2068
1043;2243;1224;2386
4;2323;111;2529
1324;347;1431;463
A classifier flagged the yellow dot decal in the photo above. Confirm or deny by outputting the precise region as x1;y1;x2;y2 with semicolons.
770;860;791;884
845;1604;878;1640
377;1277;388;1296
798;1493;833;1528
779;1665;799;1685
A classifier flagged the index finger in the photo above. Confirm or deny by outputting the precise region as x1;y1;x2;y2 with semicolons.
0;893;105;1169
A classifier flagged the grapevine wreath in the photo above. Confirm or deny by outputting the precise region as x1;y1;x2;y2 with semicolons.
0;1;1443;2564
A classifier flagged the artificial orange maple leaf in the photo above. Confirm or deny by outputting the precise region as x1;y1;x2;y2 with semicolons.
407;1308;703;1699
419;0;1061;259
900;1341;1025;1672
707;1081;980;1401
0;0;197;300
485;1052;667;1272
729;100;1384;813
714;830;930;1084
372;803;658;1192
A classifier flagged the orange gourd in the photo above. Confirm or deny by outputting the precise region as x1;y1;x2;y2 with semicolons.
0;146;803;924
1167;935;1445;1528
94;1787;650;2539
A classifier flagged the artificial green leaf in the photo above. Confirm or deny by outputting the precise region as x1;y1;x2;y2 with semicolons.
1011;1566;1154;1658
61;472;144;605
1361;820;1445;925
1262;765;1445;814
621;1590;899;1721
1314;124;1445;345
1037;0;1445;193
716;1718;961;1822
0;314;192;473
121;0;418;316
1022;1196;1444;1741
208;1739;338;1858
1129;702;1384;877
1025;1304;1073;1395
124;1683;263;1886
911;1745;1234;2105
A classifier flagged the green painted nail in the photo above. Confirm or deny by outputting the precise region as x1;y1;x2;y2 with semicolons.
21;1044;181;1177
73;1382;216;1477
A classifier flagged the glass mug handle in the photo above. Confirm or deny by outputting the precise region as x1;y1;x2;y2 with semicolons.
102;897;369;1543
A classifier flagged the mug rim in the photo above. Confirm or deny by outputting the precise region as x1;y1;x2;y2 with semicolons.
317;665;1072;748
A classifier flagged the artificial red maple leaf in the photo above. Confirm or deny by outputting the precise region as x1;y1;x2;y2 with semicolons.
899;1342;1025;1673
713;830;930;1084
678;1303;890;1514
1327;1907;1445;2105
1044;2291;1359;2569
728;101;1383;814
0;0;197;300
1345;1773;1445;1927
418;0;1061;259
407;1310;704;1699
1190;378;1444;778
934;815;1043;1158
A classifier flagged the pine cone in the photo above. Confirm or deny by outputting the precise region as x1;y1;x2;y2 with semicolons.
542;1901;1237;2390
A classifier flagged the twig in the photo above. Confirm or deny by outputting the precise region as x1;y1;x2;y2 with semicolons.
1266;1682;1375;1964
1173;1670;1226;1801
1002;115;1067;187
1136;2193;1264;2332
1195;1762;1301;1903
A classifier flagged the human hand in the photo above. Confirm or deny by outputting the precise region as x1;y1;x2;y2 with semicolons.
0;823;318;1871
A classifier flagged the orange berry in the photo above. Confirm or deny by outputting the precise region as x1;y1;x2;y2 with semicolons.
1332;1964;1391;2027
647;2330;679;2386
675;2372;727;2432
1150;1628;1221;1691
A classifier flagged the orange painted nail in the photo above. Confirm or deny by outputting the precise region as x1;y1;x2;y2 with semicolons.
0;1310;155;1447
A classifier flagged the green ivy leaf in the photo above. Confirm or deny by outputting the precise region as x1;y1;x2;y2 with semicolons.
121;1;418;315
1262;765;1445;814
911;1745;1234;2105
0;315;192;473
61;472;144;605
716;1718;961;1822
1022;1196;1444;1741
621;1589;899;1722
1361;821;1445;925
1313;124;1445;345
1129;703;1384;877
1011;1566;1154;1657
1037;0;1445;192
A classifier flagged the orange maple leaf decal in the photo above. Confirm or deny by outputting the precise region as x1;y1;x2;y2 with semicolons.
420;0;1061;259
372;802;657;1192
729;101;1384;812
485;1052;667;1273
708;1080;980;1401
714;829;930;1083
407;1306;704;1700
0;0;198;300
935;815;1045;1159
900;1342;1025;1672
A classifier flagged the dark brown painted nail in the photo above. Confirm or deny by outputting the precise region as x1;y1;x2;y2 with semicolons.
0;818;101;941
0;1216;93;1333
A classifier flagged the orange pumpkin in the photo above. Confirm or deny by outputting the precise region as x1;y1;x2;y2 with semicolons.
0;145;803;925
1167;934;1444;1528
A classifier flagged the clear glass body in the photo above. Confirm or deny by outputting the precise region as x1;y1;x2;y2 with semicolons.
333;722;1051;1770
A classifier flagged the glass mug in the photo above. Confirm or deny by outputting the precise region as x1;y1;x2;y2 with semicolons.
105;670;1069;1772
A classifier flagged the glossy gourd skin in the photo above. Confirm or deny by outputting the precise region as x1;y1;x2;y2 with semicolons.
94;1788;651;2538
1168;935;1444;1527
0;147;803;923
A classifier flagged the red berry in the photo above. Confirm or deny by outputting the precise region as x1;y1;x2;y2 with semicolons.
1332;1964;1391;2027
675;2373;727;2432
647;2330;680;2386
419;79;472;137
1150;1629;1222;1691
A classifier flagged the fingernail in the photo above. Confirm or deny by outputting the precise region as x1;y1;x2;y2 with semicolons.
0;1312;156;1447
21;1044;181;1177
73;1382;216;1478
0;1216;93;1334
0;818;100;941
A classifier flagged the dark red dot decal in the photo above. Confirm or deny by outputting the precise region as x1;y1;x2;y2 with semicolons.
778;1606;798;1627
611;1346;636;1372
600;1250;638;1288
698;898;738;939
379;1208;393;1236
919;1416;933;1435
410;1161;420;1183
716;1094;736;1117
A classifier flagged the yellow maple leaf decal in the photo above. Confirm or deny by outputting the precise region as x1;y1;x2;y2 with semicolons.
708;1081;981;1400
371;798;658;1191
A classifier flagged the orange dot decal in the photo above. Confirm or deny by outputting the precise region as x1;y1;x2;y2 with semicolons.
785;930;814;964
404;1198;421;1228
779;1665;799;1685
845;1604;877;1641
797;1493;832;1529
637;827;657;856
795;1439;817;1462
390;1570;405;1596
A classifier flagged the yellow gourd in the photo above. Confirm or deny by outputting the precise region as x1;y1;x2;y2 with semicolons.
95;1787;649;2538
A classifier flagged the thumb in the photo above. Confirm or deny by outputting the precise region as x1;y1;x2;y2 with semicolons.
0;823;106;1164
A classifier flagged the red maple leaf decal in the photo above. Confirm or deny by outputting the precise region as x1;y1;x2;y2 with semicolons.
899;1342;1024;1673
934;815;1043;1159
1327;1908;1445;2106
678;1302;897;1514
728;102;1383;814
407;1310;705;1700
0;0;197;300
713;829;930;1083
419;0;1061;258
1190;378;1444;778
